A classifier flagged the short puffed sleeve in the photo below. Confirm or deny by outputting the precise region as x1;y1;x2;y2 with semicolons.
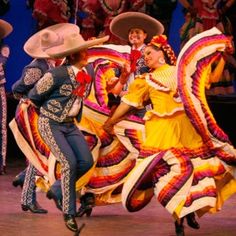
121;76;149;108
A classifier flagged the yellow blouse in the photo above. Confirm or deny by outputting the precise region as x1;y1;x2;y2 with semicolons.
122;64;203;150
122;64;184;120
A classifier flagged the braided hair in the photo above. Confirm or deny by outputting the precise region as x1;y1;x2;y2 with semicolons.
148;35;177;65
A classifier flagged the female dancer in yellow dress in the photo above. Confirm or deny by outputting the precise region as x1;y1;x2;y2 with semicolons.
103;28;236;236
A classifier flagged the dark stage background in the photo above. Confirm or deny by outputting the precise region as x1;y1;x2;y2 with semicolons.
2;1;184;92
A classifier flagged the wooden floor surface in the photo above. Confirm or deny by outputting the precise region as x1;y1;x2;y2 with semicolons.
1;159;236;236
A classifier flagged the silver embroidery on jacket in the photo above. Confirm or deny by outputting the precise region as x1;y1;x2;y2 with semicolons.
47;99;62;113
36;72;54;94
60;84;73;96
24;68;42;85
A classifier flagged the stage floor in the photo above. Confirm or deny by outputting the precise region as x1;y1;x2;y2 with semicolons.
1;160;236;236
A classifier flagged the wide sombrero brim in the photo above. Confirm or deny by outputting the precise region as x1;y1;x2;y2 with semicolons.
0;19;13;39
24;23;80;59
45;35;110;58
110;12;164;43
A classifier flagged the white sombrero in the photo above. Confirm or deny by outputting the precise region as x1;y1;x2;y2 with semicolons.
110;12;164;43
0;19;13;39
23;23;80;59
45;33;110;59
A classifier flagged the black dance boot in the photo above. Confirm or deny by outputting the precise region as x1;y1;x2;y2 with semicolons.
12;175;24;188
12;169;26;187
175;218;185;236
76;193;95;217
186;212;200;229
46;189;62;211
64;214;78;232
21;202;48;214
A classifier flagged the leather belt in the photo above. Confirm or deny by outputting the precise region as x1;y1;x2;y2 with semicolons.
62;117;75;123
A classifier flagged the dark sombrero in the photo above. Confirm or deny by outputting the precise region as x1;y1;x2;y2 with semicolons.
110;12;164;43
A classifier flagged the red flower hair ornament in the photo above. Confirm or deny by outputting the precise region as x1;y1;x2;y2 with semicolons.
72;71;92;98
149;35;168;48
